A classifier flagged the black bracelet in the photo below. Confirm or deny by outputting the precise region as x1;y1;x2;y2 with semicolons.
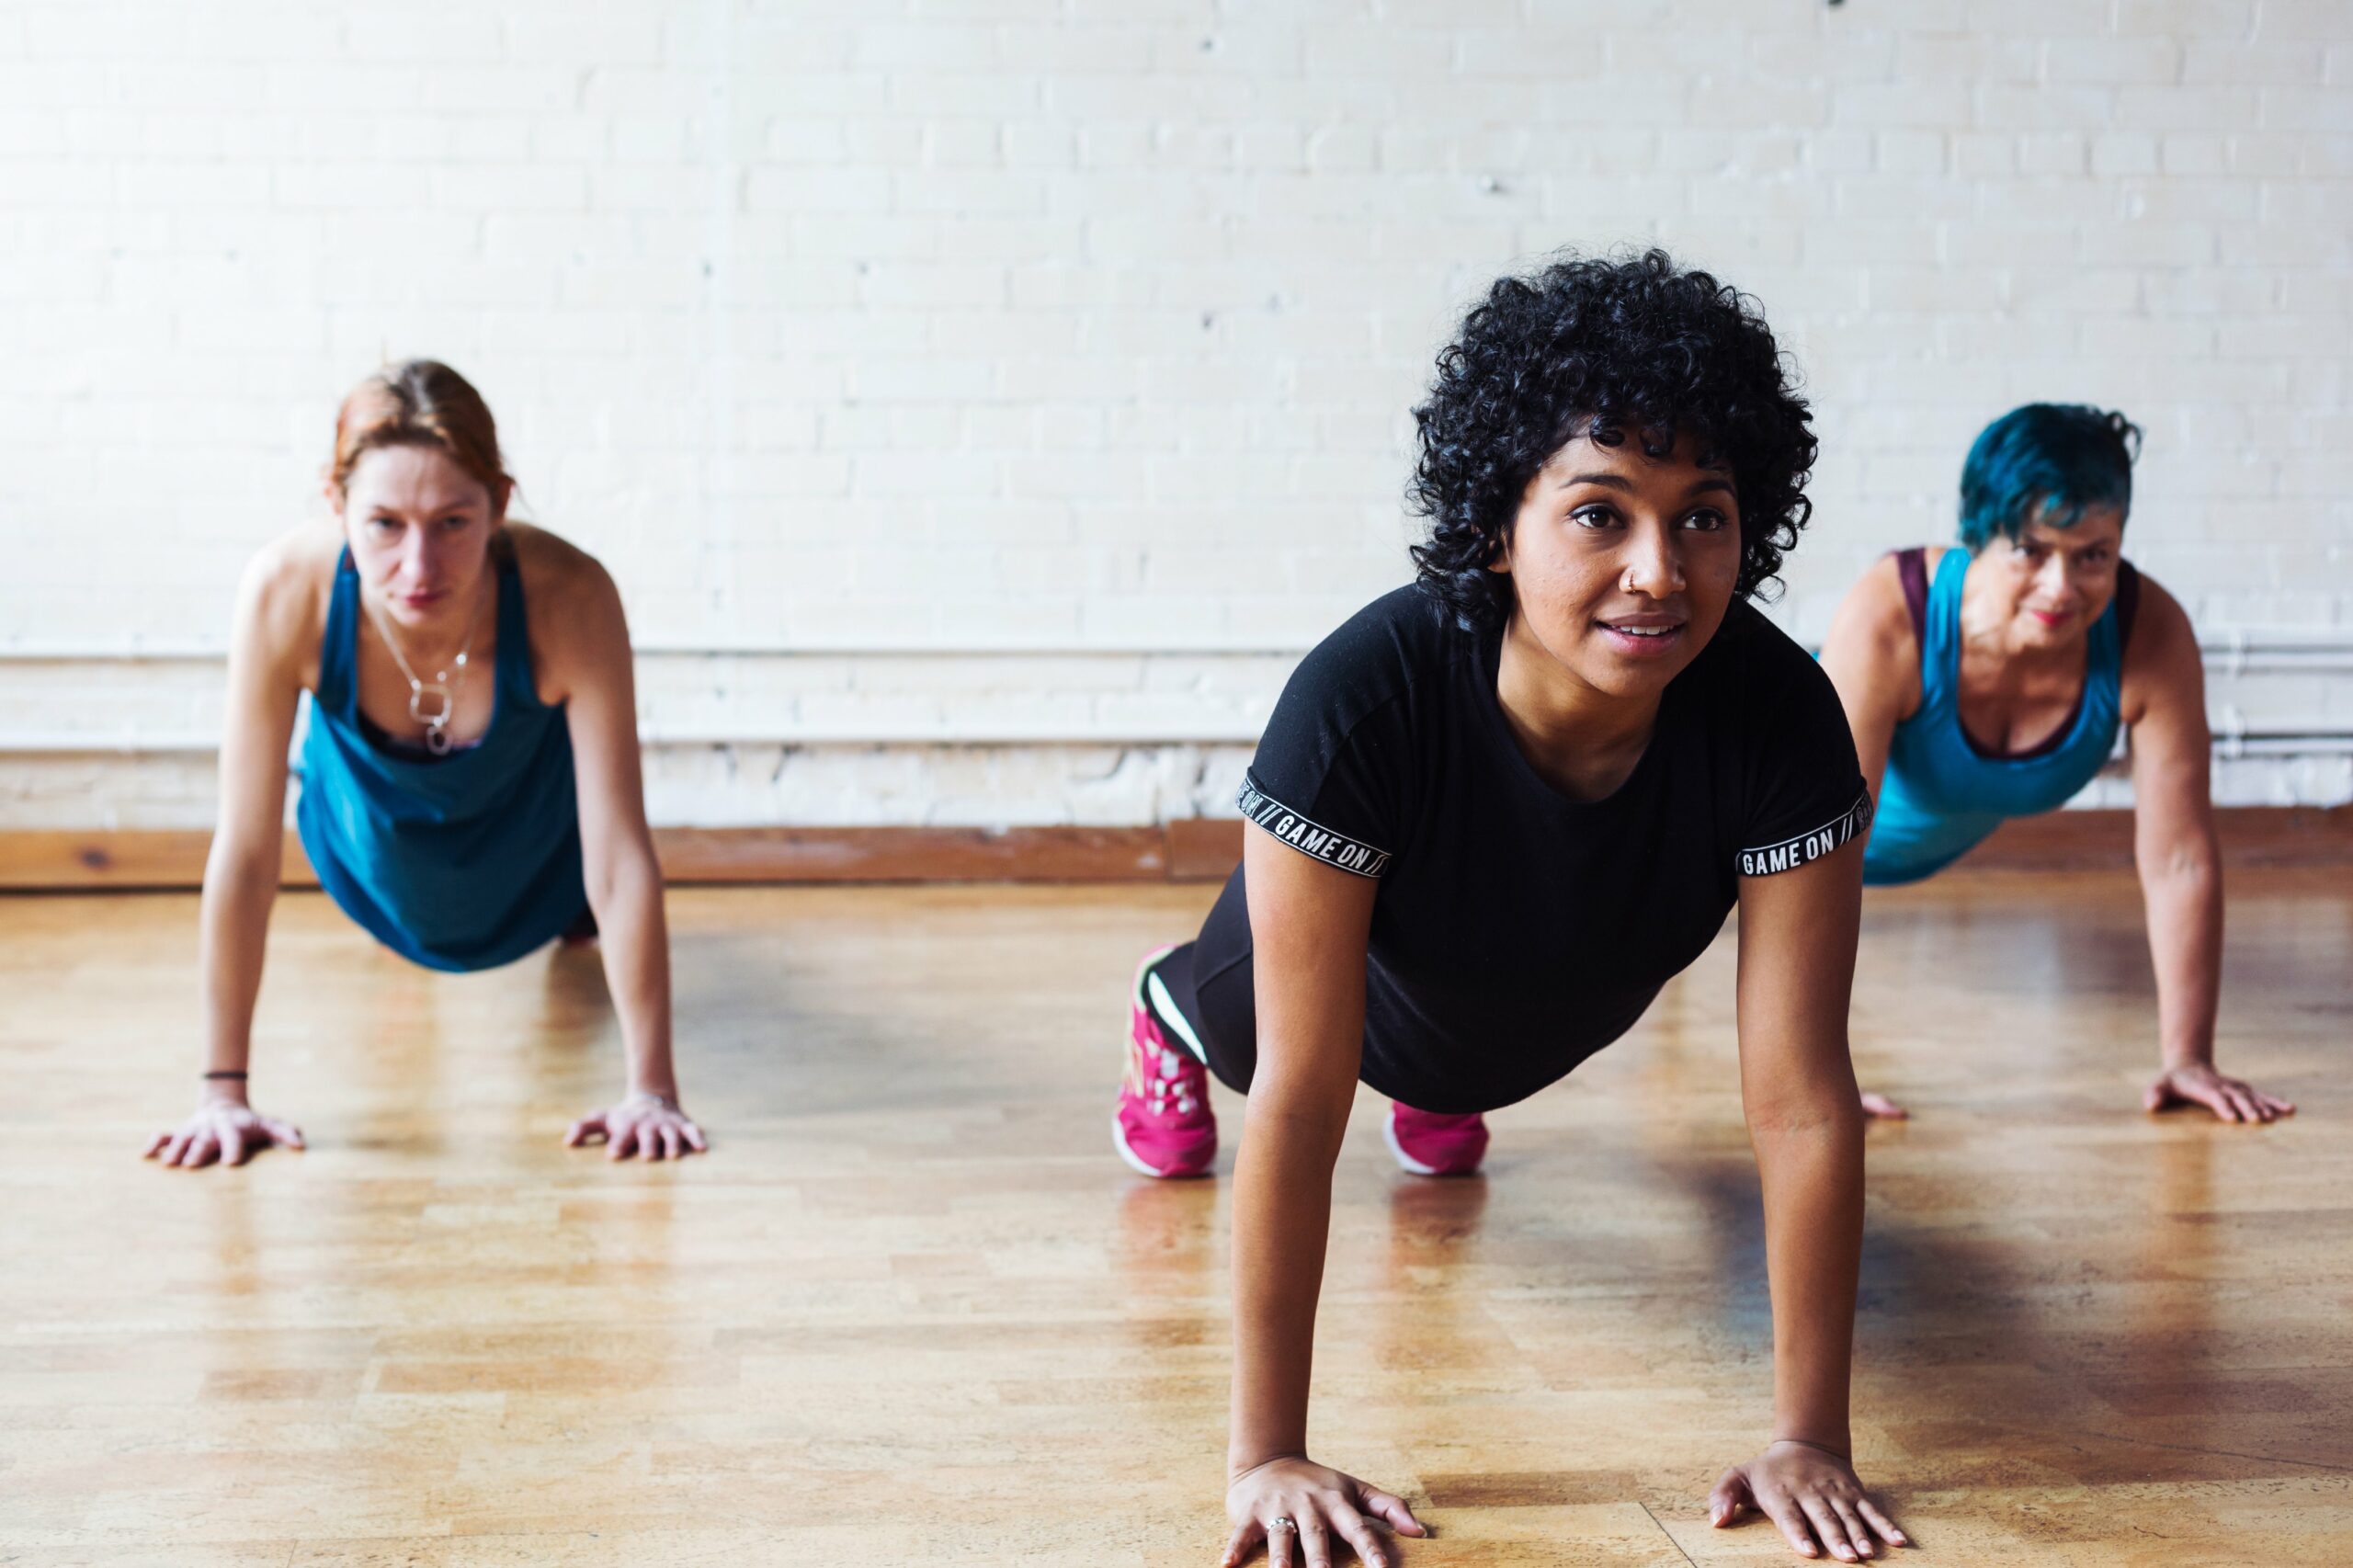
202;1070;249;1081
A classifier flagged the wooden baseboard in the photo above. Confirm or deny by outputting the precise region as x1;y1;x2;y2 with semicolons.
655;825;1184;883
0;824;1234;892
0;831;317;891
1;807;2347;892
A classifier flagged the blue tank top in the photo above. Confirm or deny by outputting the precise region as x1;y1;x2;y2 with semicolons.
295;545;587;971
1862;546;2138;887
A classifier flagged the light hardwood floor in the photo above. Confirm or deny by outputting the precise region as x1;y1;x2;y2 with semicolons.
2;871;2346;1566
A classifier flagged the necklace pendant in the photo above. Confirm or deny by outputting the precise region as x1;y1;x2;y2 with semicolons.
424;724;453;757
409;681;453;730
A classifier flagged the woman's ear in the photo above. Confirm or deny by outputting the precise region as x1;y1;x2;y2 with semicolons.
322;475;345;520
1484;527;1513;576
490;476;514;524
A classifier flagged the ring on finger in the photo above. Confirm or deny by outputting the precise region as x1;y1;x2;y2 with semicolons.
1268;1517;1298;1533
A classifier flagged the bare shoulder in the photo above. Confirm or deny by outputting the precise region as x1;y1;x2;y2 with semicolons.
1822;550;1919;658
2121;568;2202;708
506;522;621;617
506;524;630;702
2126;568;2194;650
233;525;339;662
1817;547;1933;729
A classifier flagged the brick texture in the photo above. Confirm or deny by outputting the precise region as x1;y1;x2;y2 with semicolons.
0;1;2346;826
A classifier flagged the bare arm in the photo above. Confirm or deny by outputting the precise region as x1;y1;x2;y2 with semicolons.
1222;824;1424;1568
1816;553;1924;813
542;549;704;1159
1738;842;1867;1453
1815;552;1924;1121
2122;579;2291;1124
150;543;314;1166
1709;839;1907;1562
1229;823;1372;1472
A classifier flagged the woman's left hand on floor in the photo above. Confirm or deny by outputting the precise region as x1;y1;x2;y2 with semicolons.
1711;1441;1907;1561
565;1093;709;1160
2144;1062;2294;1124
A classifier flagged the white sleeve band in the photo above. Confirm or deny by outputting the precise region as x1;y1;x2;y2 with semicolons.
1238;773;1392;879
1736;789;1873;878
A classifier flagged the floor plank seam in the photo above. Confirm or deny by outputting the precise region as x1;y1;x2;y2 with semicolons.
1639;1499;1699;1565
11;880;2343;1562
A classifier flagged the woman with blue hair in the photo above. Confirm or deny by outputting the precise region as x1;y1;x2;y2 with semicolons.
1819;403;2291;1125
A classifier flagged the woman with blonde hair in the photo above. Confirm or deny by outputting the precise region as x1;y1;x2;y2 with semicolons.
146;360;704;1167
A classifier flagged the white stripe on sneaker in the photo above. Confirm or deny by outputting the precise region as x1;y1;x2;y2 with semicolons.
1145;968;1210;1065
1382;1106;1442;1176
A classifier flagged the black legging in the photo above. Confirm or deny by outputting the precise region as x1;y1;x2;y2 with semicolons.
1154;868;1261;1095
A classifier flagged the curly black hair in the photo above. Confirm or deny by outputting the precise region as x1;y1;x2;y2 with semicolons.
1407;248;1818;631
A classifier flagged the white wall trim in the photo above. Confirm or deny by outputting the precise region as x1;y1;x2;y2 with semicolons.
5;632;2352;665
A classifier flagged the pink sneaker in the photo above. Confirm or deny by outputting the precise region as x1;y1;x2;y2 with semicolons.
1384;1102;1488;1176
1112;948;1218;1179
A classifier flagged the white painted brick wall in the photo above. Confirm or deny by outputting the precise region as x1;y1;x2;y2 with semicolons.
1;0;2347;829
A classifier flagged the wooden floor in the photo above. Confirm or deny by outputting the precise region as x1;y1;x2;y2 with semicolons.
2;871;2347;1567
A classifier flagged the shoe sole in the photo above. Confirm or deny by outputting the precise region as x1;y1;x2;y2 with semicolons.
1382;1108;1482;1177
1111;1111;1212;1180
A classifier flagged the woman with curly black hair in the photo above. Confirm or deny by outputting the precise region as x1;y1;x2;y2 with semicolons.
1110;252;1905;1563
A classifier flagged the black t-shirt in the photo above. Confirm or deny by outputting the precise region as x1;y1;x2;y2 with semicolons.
1222;583;1870;1115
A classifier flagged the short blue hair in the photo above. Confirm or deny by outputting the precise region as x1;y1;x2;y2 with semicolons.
1958;403;2141;550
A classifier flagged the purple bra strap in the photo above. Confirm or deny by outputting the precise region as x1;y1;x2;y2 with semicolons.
1894;547;1930;645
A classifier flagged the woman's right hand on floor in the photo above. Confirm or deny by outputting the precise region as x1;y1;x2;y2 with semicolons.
1711;1441;1907;1561
144;1097;305;1168
1224;1455;1427;1568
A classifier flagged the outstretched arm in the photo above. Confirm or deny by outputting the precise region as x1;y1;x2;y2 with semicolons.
552;555;704;1160
2123;581;2291;1125
1222;825;1426;1568
150;544;312;1168
1711;839;1907;1562
1816;552;1927;1120
1816;553;1924;816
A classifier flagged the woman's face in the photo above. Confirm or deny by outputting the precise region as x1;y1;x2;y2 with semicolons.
1972;506;2124;653
1493;426;1745;702
332;444;502;631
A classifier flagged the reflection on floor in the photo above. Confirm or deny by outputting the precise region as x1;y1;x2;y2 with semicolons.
2;870;2346;1565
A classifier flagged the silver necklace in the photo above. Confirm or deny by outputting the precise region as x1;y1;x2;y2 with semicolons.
365;577;487;756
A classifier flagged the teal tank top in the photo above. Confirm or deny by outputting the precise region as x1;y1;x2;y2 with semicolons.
295;545;587;971
1862;546;2139;887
